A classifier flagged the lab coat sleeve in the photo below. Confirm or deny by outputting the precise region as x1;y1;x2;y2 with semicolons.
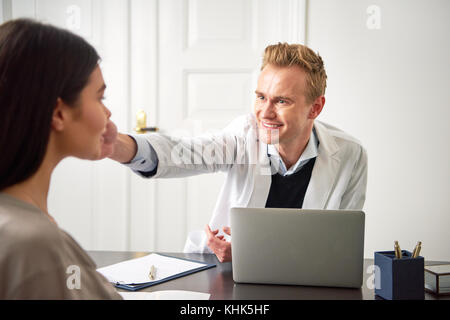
122;134;159;175
339;145;368;210
129;114;253;179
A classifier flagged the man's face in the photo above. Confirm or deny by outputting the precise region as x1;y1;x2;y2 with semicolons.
254;64;320;146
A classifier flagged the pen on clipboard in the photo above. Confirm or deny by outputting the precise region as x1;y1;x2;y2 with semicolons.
149;265;156;280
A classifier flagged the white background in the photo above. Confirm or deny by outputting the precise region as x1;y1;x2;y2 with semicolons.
3;0;449;261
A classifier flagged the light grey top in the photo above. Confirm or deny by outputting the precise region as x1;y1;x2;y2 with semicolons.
0;193;122;299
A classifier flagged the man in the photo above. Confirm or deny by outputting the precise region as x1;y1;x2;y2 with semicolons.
106;43;368;262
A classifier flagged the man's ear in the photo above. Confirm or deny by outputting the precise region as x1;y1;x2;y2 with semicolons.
51;98;69;131
309;96;325;119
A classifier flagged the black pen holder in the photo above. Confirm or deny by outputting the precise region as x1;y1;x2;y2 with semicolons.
374;250;424;300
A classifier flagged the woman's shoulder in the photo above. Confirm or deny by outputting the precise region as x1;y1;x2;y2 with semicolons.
0;194;95;269
0;194;60;250
0;206;67;286
0;194;86;272
0;195;121;299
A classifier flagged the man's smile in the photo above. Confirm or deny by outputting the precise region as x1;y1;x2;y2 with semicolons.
261;121;283;129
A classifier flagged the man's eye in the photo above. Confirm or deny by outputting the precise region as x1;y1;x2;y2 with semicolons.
278;99;286;104
257;95;264;100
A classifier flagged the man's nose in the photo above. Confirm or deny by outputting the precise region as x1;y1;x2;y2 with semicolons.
261;100;276;118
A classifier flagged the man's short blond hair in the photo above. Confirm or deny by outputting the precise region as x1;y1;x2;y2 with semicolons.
262;43;327;104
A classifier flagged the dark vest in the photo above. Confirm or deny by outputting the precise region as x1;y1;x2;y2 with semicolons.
265;157;316;209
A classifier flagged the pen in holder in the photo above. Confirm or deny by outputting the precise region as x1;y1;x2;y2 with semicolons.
374;250;424;300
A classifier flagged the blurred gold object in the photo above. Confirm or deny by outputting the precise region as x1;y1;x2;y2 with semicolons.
135;109;158;133
394;241;402;259
412;241;422;258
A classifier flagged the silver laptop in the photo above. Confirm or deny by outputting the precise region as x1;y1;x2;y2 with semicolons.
230;208;365;288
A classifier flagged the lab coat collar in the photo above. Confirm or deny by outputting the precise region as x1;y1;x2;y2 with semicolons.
267;128;319;175
302;120;341;209
313;120;339;158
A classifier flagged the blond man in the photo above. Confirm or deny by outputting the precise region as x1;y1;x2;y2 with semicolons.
107;43;368;262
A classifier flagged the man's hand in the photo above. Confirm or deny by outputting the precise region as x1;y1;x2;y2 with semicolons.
99;120;118;159
98;120;138;164
205;224;232;263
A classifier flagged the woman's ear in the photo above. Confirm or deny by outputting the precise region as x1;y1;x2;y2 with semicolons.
51;98;68;131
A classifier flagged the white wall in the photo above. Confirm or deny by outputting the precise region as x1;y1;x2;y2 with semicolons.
307;0;450;260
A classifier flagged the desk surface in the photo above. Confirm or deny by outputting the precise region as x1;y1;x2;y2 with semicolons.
88;251;450;300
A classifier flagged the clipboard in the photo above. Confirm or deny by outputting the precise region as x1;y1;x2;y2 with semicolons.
97;253;216;292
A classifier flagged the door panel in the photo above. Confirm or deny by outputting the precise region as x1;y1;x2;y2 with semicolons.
149;0;306;251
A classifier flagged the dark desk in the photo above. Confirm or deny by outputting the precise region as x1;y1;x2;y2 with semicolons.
88;251;449;300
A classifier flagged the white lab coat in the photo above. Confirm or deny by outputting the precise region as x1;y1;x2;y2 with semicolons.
135;113;368;253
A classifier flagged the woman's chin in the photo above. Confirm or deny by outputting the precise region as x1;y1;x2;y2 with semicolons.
78;144;104;161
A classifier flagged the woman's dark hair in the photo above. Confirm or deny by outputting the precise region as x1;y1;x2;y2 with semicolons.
0;19;100;190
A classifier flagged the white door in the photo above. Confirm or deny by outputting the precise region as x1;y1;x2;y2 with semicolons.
128;0;307;252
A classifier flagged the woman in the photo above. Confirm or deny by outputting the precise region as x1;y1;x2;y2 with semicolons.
0;18;121;299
